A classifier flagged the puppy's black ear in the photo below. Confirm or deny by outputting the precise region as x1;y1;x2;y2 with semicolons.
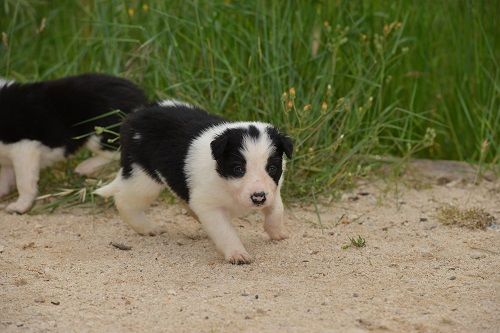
280;134;293;159
267;127;293;159
211;130;229;160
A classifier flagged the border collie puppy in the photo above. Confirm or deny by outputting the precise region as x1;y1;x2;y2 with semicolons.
0;73;147;213
95;100;293;264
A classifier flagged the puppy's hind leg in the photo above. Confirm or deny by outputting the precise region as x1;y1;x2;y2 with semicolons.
0;165;16;199
75;155;116;176
113;169;166;236
6;141;41;214
75;135;118;176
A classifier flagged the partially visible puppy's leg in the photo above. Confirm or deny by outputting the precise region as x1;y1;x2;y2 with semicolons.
6;141;41;214
75;135;118;176
75;155;116;176
263;192;289;240
0;165;16;199
113;168;166;236
192;205;252;264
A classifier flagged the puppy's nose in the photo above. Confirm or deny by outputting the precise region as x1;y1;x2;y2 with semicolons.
250;192;266;206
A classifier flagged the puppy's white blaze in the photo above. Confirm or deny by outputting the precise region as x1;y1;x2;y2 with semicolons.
238;132;277;207
159;99;194;109
133;132;142;140
241;131;275;163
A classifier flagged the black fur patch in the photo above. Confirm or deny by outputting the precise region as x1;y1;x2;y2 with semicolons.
266;127;294;185
266;127;293;159
265;153;284;185
248;125;260;139
211;128;248;179
0;73;147;155
120;104;225;201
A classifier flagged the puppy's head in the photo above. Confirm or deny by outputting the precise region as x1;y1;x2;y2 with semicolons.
211;124;293;209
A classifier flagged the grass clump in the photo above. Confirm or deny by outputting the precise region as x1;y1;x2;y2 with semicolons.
350;235;366;248
437;205;496;230
342;235;366;249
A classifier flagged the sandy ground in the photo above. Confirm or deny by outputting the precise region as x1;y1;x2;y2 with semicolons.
0;161;499;333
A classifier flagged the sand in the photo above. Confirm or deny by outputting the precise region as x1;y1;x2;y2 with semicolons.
0;161;499;332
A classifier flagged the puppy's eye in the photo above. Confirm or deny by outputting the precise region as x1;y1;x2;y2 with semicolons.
233;165;245;176
267;165;278;175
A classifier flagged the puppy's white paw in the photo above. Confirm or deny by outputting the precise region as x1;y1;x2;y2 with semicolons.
146;226;167;237
134;224;167;236
5;200;33;214
265;227;289;241
226;250;252;265
75;160;100;176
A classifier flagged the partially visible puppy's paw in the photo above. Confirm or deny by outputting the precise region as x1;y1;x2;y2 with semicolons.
5;200;33;214
264;227;289;241
133;224;168;236
146;226;167;237
75;156;110;176
226;250;253;265
267;231;289;241
74;163;95;176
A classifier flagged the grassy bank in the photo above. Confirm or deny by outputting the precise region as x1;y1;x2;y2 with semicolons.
1;0;498;201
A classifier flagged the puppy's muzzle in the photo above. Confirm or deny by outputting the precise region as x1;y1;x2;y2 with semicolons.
250;192;266;206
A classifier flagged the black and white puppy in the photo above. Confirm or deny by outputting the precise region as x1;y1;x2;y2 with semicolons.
0;74;147;213
95;100;293;264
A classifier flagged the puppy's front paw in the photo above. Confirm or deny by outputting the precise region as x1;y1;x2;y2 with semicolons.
265;227;289;241
146;226;167;236
226;250;252;265
5;200;33;214
134;224;167;236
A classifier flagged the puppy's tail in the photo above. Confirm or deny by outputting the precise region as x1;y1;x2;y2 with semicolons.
94;175;121;198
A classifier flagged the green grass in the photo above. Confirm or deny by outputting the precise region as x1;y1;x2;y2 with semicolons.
1;0;498;206
342;235;367;249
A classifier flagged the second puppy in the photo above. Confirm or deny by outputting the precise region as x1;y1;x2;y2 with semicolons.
96;100;293;264
0;73;147;213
